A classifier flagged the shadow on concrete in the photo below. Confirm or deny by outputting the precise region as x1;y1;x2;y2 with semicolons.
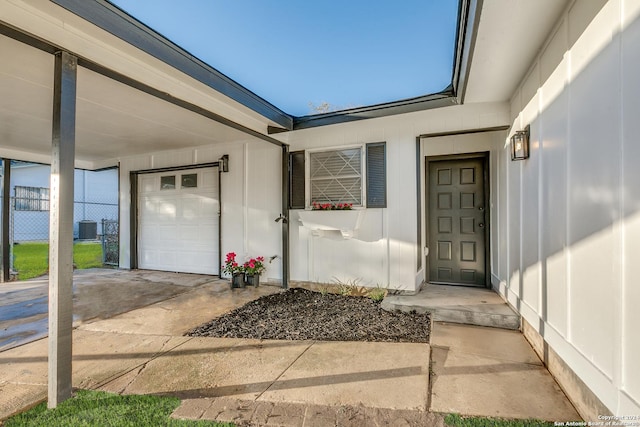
156;366;425;399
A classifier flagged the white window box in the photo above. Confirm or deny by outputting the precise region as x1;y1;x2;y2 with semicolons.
298;210;365;239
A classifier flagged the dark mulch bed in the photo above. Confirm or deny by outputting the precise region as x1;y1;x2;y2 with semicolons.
186;287;430;343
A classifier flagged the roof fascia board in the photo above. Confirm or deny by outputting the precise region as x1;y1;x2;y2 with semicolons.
290;0;479;131
50;0;293;130
451;0;482;104
293;91;457;131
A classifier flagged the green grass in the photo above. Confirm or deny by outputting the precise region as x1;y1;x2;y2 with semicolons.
4;390;234;427
13;242;104;280
72;242;104;270
445;413;555;427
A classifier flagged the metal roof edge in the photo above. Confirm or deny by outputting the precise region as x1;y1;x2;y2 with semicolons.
289;0;479;131
50;0;294;130
292;91;458;131
451;0;483;104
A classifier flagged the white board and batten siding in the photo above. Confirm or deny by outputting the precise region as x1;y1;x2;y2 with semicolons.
137;168;219;275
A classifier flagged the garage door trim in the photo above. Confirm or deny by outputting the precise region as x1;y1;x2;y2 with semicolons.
130;161;223;273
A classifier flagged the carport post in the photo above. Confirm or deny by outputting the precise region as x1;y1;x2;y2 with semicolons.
281;145;289;289
48;51;77;408
1;158;10;282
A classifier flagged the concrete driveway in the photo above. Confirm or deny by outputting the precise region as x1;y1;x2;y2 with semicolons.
0;269;216;352
0;269;580;425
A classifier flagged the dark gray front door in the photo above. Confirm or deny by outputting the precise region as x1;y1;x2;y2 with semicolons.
428;156;487;287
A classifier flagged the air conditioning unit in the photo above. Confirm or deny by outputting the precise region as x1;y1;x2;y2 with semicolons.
78;220;97;240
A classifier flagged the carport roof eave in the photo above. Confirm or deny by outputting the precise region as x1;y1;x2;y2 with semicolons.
0;18;286;169
50;0;293;131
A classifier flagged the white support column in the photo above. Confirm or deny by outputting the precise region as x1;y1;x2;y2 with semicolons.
1;158;11;282
48;51;77;408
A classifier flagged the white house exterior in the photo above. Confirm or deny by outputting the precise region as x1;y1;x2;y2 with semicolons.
0;0;637;419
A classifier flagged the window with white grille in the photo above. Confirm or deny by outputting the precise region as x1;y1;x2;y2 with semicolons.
289;143;386;210
14;186;49;211
309;148;362;206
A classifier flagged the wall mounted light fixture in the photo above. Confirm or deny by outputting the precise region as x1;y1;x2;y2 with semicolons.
219;154;229;172
510;125;530;161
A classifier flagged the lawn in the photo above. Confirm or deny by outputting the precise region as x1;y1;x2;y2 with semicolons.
3;393;558;427
3;391;555;427
4;390;233;427
445;413;555;427
12;242;104;280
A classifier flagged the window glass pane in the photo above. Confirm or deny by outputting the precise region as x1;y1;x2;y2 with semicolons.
160;175;176;190
14;186;49;211
309;148;362;206
181;173;197;188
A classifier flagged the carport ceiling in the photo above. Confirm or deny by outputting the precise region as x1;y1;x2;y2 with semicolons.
0;33;257;168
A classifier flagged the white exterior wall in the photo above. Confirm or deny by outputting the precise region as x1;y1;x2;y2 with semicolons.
118;139;283;281
494;0;640;415
281;102;510;291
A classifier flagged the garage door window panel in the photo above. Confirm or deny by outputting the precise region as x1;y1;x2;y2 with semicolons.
181;173;197;188
160;175;176;190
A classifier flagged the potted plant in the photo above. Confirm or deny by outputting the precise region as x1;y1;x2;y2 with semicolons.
223;252;244;288
243;256;266;287
311;202;353;210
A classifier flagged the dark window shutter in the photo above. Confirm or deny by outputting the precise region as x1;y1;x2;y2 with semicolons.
366;142;386;208
289;150;305;209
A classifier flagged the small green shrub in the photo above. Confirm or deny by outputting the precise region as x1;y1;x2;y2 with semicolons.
368;286;387;302
333;277;361;296
337;284;352;296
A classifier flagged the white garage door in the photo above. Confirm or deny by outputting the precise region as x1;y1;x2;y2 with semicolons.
138;168;219;275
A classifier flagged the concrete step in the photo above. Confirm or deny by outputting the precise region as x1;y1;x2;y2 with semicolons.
381;284;520;330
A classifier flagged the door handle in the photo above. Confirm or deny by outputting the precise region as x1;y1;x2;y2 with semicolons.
479;223;484;228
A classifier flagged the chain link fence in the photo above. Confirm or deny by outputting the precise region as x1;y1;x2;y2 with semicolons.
0;162;119;280
10;196;118;241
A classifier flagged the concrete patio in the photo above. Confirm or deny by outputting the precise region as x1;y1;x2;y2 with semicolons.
0;269;581;425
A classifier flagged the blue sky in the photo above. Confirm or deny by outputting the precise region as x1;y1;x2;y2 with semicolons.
109;0;459;116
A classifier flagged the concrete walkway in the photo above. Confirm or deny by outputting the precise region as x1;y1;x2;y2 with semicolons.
0;271;581;425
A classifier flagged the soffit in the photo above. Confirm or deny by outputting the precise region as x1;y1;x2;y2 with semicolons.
463;0;571;103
